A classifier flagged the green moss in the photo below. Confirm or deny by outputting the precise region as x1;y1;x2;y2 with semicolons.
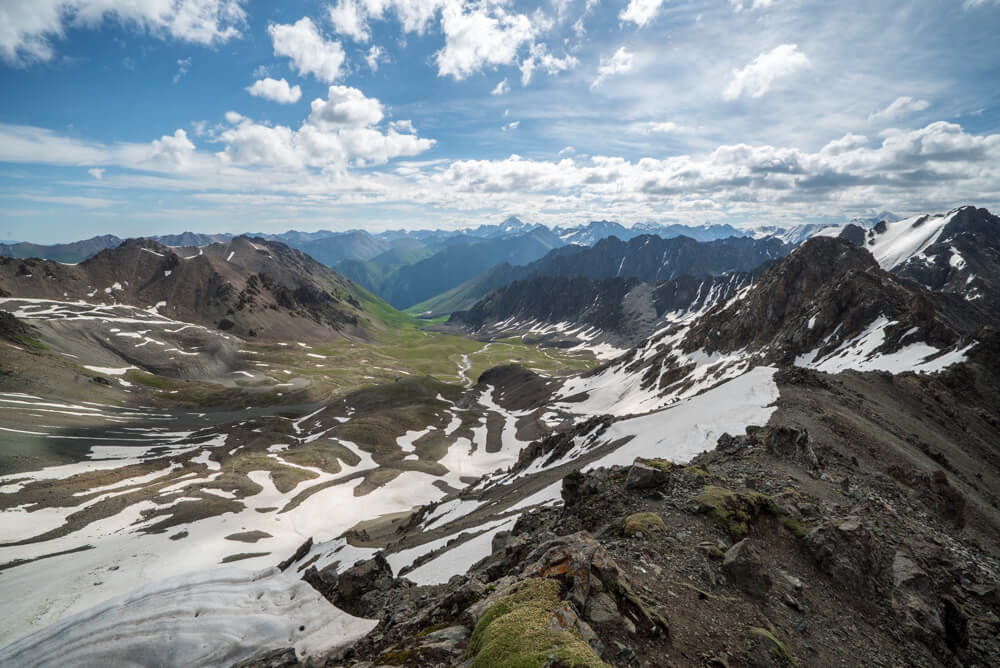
466;578;609;668
747;627;797;666
782;518;807;538
695;485;778;538
623;512;667;537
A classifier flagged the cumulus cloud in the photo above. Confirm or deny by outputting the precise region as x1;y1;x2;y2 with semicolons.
620;0;667;28
591;46;633;89
429;121;1000;218
0;0;246;65
88;167;105;179
329;0;371;42
218;85;434;169
722;43;809;100
246;77;303;104
434;1;536;79
491;78;510;95
869;96;931;121
268;17;346;83
149;129;197;169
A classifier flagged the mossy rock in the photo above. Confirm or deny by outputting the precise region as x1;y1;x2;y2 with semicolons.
695;485;778;538
623;512;667;537
747;627;797;667
466;578;610;668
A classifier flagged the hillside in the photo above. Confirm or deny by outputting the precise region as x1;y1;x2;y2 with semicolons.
0;236;383;342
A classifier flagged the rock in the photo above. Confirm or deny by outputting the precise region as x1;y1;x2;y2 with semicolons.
722;538;772;598
230;647;299;668
491;529;513;553
277;537;312;572
746;627;796;667
585;591;620;625
623;511;667;537
521;531;669;638
549;600;605;657
891;551;949;650
764;426;819;470
305;553;395;617
802;517;884;596
625;460;670;490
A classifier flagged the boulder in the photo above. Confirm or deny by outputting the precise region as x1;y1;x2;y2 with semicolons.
722;539;772;598
802;517;884;596
625;460;670;490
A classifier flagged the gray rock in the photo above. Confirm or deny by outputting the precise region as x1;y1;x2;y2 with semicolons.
585;591;620;625
625;461;668;490
802;517;884;596
722;538;772;598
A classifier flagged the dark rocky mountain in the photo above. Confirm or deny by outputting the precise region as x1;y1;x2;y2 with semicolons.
0;234;123;264
523;234;788;283
151;231;234;246
887;206;1000;315
416;234;789;318
449;271;756;349
0;236;382;341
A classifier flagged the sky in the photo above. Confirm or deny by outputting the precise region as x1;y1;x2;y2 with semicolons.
0;0;998;243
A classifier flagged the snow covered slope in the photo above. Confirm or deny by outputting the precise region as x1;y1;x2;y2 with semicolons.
862;210;956;270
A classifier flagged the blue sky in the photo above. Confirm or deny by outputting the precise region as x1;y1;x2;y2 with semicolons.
1;0;998;243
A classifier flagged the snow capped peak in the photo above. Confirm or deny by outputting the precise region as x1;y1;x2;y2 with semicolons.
863;210;955;270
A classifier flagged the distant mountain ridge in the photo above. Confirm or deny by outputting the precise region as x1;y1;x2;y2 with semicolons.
0;236;387;342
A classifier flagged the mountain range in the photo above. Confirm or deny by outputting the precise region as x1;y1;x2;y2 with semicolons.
2;206;997;668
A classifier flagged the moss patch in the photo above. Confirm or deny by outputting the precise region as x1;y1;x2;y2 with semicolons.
466;578;609;668
623;512;667;537
695;485;778;538
781;517;807;538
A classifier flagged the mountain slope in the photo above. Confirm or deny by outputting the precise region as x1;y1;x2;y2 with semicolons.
414;234;789;318
0;236;385;341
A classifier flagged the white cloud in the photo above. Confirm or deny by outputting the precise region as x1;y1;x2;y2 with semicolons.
620;0;667;28
591;46;633;89
309;85;385;127
268;17;346;83
390;119;417;134
365;45;386;71
491;78;510;95
501;120;520;131
435;2;536;80
722;43;809;101
0;0;246;65
88;167;105;180
869;96;931;121
559;146;575;155
246;77;303;104
172;57;191;84
149;129;197;169
520;43;578;85
329;0;371;42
